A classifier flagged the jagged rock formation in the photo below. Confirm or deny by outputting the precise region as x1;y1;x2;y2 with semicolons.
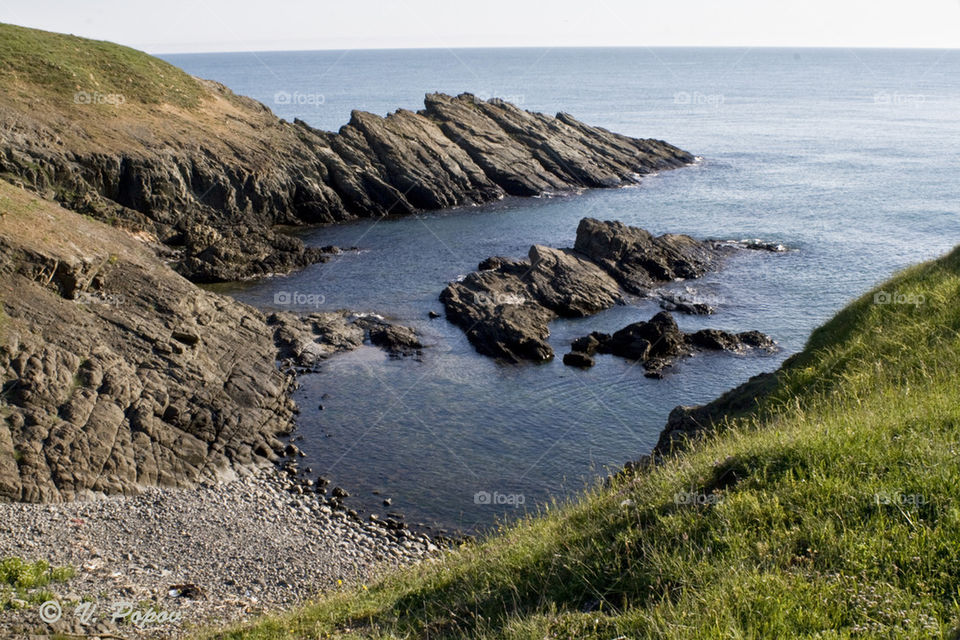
573;218;719;293
0;183;418;502
440;218;725;362
0;27;694;283
563;311;776;377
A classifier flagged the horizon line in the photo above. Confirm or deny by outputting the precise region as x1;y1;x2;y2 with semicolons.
152;43;960;56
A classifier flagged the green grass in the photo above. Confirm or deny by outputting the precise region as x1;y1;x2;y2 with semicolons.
208;246;960;640
0;22;203;107
0;557;74;610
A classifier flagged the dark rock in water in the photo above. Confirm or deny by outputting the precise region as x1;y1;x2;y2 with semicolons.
331;486;349;498
658;290;716;315
740;240;788;252
571;332;611;356
441;218;722;362
563;351;595;368
687;329;744;352
565;311;777;374
600;311;688;362
356;316;423;357
440;244;620;362
428;310;441;319
737;330;778;350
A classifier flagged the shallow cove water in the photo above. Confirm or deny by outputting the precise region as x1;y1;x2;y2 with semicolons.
169;48;960;534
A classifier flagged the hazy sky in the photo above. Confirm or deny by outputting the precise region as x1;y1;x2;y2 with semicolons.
3;0;959;53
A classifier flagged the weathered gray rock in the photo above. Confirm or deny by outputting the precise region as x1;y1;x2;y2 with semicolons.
269;312;365;370
441;219;723;362
440;243;622;362
0;186;389;502
355;316;424;358
574;218;719;294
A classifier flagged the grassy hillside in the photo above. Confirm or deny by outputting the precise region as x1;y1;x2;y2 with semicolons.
0;22;203;108
0;22;291;165
206;245;960;639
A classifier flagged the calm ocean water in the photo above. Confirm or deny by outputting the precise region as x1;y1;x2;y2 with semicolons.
164;48;960;534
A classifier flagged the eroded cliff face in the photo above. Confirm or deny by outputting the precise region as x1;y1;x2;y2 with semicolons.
0;183;409;502
0;83;693;282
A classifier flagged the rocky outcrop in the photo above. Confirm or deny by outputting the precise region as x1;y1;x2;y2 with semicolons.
440;218;725;362
563;311;776;377
0;184;416;502
356;316;424;358
0;48;694;283
440;244;624;363
268;311;424;367
573;218;719;293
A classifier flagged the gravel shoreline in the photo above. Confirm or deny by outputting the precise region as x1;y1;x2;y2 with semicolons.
0;467;440;638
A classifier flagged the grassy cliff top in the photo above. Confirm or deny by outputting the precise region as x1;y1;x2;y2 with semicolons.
0;23;293;162
0;22;203;108
209;246;960;639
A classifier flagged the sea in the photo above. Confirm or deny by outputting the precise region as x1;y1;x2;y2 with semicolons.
161;47;960;534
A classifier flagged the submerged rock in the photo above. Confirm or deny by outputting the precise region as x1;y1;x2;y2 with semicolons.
355;316;424;358
564;311;777;376
562;351;595;368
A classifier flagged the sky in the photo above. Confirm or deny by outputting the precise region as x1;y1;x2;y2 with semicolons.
2;0;959;53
